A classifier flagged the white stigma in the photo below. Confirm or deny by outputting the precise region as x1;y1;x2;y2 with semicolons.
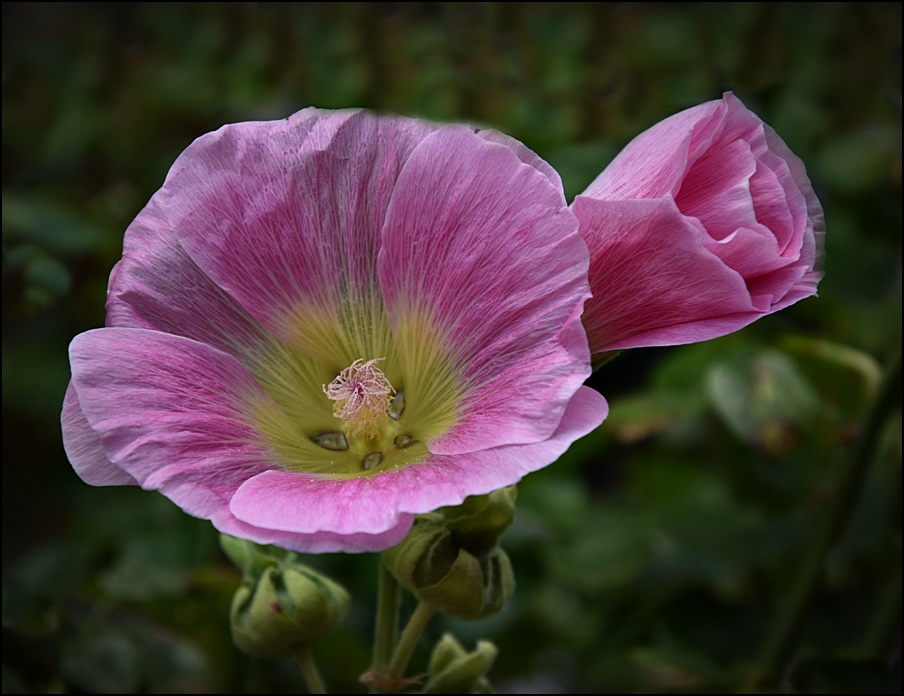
323;358;395;438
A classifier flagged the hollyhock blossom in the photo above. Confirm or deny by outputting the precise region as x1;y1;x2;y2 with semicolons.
574;92;825;357
62;108;606;553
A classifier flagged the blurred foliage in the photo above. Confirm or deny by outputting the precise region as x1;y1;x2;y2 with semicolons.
2;2;901;694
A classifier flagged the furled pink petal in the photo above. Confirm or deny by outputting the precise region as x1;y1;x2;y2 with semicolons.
675;137;763;241
378;126;590;453
582;98;727;200
746;263;811;310
701;226;790;284
574;196;759;352
62;382;137;486
748;147;797;254
229;386;606;540
762;123;825;260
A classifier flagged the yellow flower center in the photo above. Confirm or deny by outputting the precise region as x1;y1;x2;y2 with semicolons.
245;306;463;478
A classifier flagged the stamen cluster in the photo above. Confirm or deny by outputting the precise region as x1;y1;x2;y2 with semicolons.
323;359;395;438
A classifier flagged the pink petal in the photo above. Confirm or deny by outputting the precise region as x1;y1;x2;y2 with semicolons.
723;92;823;264
378;126;591;453
701;226;791;289
582;98;727;201
65;326;419;554
69;328;282;515
748;143;797;254
746;263;810;309
762;126;825;266
574;196;760;353
61;382;137;486
166;108;439;356
105;195;272;364
675;137;764;241
476;128;564;191
203;492;413;554
229;386;606;545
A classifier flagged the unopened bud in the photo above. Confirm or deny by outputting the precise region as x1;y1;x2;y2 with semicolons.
221;535;349;659
383;487;516;620
423;633;498;694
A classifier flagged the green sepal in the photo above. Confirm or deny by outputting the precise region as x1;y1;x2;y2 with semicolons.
219;534;283;583
383;487;516;620
440;486;517;558
592;349;623;372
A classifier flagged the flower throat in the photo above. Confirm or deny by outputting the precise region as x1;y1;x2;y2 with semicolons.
315;358;418;473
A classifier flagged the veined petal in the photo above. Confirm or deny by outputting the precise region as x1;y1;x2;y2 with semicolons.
675;137;765;241
66;346;407;554
476;128;564;190
106;195;273;366
701;226;791;284
69;329;284;488
748;142;797;255
228;386;605;545
575;196;759;352
583;99;727;200
62;382;137;486
378;126;591;453
762;124;825;265
166;108;440;367
187;485;414;554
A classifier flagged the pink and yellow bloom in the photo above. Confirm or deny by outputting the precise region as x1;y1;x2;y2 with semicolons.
575;92;825;357
62;109;606;553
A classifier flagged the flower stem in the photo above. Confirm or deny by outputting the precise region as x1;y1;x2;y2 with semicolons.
296;646;328;694
388;601;436;680
371;559;400;671
861;557;902;659
753;348;902;689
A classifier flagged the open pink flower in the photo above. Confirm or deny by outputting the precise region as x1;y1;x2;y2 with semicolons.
62;109;606;553
574;92;825;357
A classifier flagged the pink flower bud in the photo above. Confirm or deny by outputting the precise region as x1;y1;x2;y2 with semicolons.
575;92;825;357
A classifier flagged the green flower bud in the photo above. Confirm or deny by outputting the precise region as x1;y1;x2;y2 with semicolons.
220;534;280;581
423;633;498;694
221;536;349;659
441;486;517;557
383;487;516;620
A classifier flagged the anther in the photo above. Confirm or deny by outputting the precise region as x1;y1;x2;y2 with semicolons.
312;432;349;451
362;452;383;471
389;390;405;420
394;434;416;449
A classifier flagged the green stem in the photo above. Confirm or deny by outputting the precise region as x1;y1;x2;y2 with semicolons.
371;559;400;672
388;601;436;680
296;646;327;695
861;558;902;659
861;458;902;660
754;348;902;688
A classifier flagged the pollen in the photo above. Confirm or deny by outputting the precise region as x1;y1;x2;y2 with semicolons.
323;358;395;438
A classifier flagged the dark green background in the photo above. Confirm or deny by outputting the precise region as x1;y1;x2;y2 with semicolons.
3;3;901;693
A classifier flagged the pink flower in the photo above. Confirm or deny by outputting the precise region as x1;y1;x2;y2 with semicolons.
574;92;825;357
62;109;606;553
